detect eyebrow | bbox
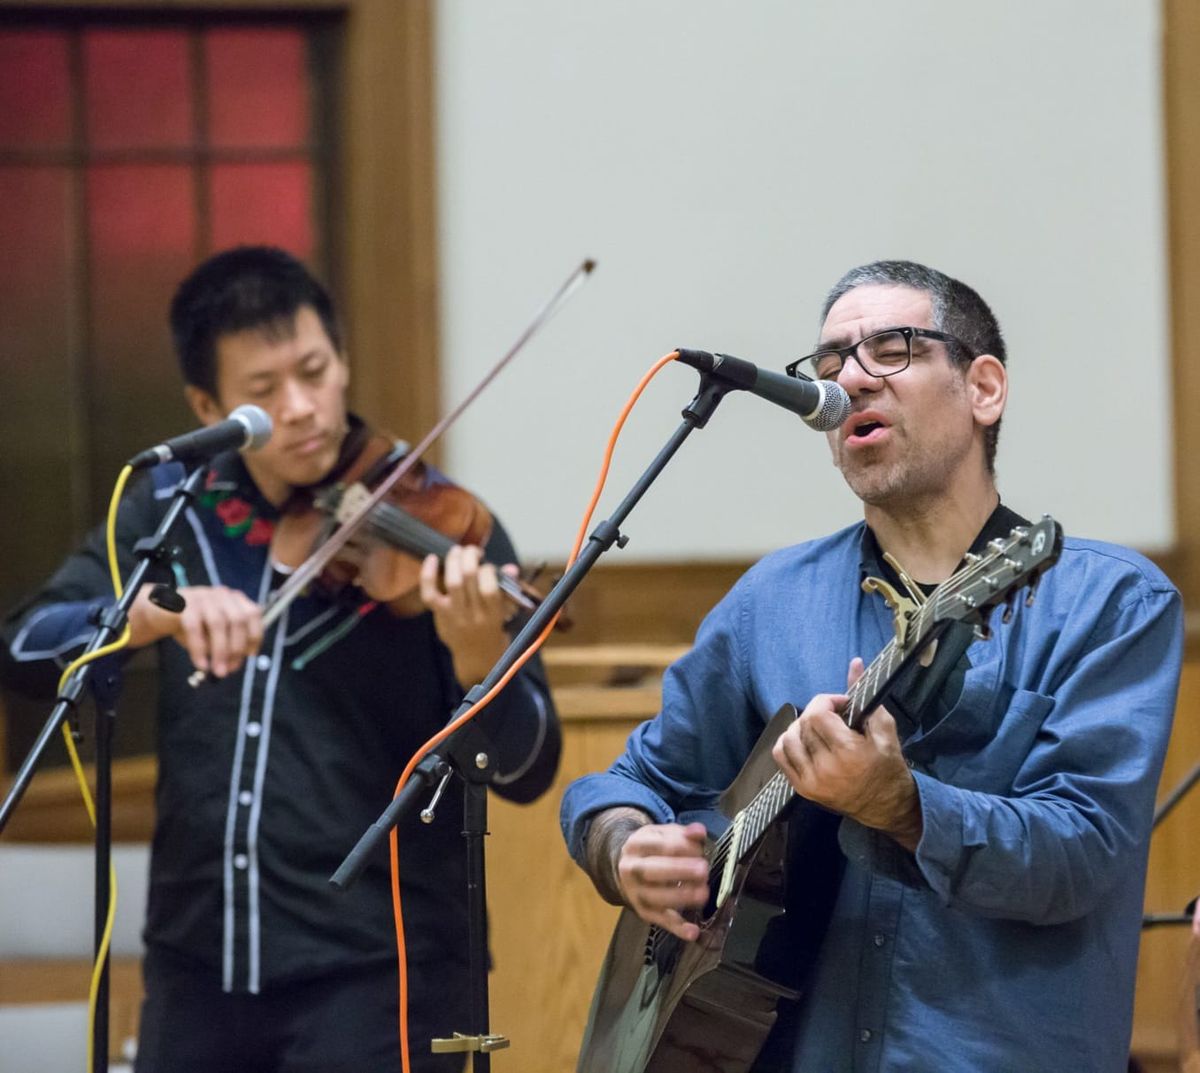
[815,324,910,350]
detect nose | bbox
[278,376,317,424]
[836,354,883,396]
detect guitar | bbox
[576,517,1064,1073]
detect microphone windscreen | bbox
[803,382,851,431]
[231,404,273,451]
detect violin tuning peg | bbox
[521,559,549,585]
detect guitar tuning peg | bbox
[1001,596,1017,624]
[974,622,992,642]
[986,538,1007,555]
[1024,573,1042,608]
[963,552,982,566]
[1011,526,1030,543]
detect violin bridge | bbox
[335,482,371,524]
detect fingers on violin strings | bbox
[449,545,485,616]
[475,559,501,608]
[418,552,445,608]
[439,545,466,613]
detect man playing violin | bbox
[561,260,1182,1072]
[1,245,560,1073]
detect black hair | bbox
[169,245,342,396]
[821,259,1006,472]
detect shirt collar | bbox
[857,500,1032,584]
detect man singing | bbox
[562,260,1181,1072]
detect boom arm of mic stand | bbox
[330,373,733,889]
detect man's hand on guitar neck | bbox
[773,657,923,851]
[584,807,710,942]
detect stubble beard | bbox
[837,435,965,510]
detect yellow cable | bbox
[55,463,135,1073]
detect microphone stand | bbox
[331,372,736,1070]
[1152,758,1200,831]
[0,465,204,1073]
[1140,757,1200,931]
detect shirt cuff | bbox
[560,773,677,866]
[907,770,978,903]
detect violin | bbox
[271,427,556,618]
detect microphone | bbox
[675,349,850,431]
[129,404,273,470]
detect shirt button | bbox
[873,934,886,947]
[859,1029,872,1043]
[233,853,249,870]
[245,721,262,738]
[238,790,253,807]
[256,654,271,671]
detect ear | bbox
[184,385,225,427]
[966,354,1006,430]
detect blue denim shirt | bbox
[561,522,1182,1072]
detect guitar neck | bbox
[724,592,951,859]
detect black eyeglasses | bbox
[785,326,969,382]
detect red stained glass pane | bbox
[87,164,198,482]
[0,166,73,426]
[210,162,313,257]
[0,166,76,604]
[205,28,308,149]
[0,31,71,149]
[84,29,192,151]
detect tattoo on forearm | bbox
[584,807,650,905]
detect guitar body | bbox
[577,705,802,1073]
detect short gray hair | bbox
[821,260,1005,472]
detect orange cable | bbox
[390,349,681,1071]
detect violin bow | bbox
[259,257,596,631]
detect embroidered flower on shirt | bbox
[245,518,274,546]
[200,469,276,546]
[215,497,253,531]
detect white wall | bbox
[436,1,1171,562]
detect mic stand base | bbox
[431,1033,511,1054]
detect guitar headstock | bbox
[933,515,1063,630]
